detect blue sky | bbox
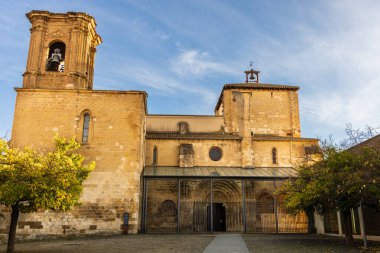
[1,0,379,140]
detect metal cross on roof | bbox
[249,60,254,68]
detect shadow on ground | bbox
[0,234,215,253]
[242,233,380,253]
[1,233,380,253]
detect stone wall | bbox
[147,115,224,133]
[145,139,242,167]
[249,90,300,137]
[146,138,317,168]
[1,88,146,239]
[252,139,318,167]
[221,89,301,137]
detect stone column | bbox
[23,17,47,88]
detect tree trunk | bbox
[7,205,19,253]
[342,210,354,245]
[306,209,316,233]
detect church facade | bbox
[1,11,320,238]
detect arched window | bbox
[159,200,176,216]
[46,41,66,72]
[272,147,277,164]
[178,121,189,134]
[82,113,90,143]
[257,193,274,213]
[152,146,158,165]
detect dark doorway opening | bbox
[207,203,226,232]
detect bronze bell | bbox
[47,48,62,71]
[51,48,61,64]
[51,56,60,64]
[249,72,255,80]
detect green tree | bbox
[279,144,380,245]
[0,136,95,253]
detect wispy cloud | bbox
[170,49,236,78]
[302,76,380,128]
[295,2,380,136]
[95,54,218,110]
[223,1,380,138]
[59,1,380,134]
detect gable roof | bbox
[348,134,380,152]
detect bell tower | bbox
[23,11,102,89]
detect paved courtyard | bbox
[1,233,379,253]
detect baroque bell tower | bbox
[23,10,102,89]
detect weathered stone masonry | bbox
[0,10,320,239]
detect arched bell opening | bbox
[46,41,66,72]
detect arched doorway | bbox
[194,180,242,232]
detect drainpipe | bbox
[210,179,213,233]
[177,179,181,233]
[242,180,246,233]
[273,180,279,233]
[143,179,148,233]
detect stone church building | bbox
[1,11,320,238]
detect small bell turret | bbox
[244,61,260,83]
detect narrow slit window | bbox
[153,146,158,165]
[82,113,90,143]
[272,147,277,164]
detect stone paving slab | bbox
[202,234,249,253]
